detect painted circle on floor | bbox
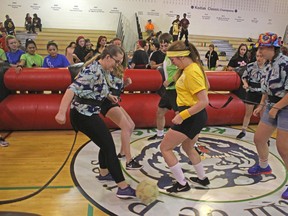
[70,127,288,216]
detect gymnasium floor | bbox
[0,125,287,216]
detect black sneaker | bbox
[147,134,164,141]
[190,177,210,186]
[117,153,125,158]
[236,131,246,139]
[126,159,143,170]
[166,182,190,193]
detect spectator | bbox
[0,48,7,62]
[0,31,8,52]
[145,19,155,36]
[130,39,149,69]
[205,44,219,70]
[170,15,180,42]
[73,36,86,63]
[0,22,5,35]
[5,35,25,67]
[95,36,107,54]
[25,13,33,33]
[43,41,70,68]
[111,37,122,47]
[149,33,170,69]
[65,42,77,64]
[4,15,15,35]
[84,39,94,62]
[15,39,43,73]
[32,13,42,32]
[227,43,249,71]
[179,13,190,41]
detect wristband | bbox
[179,109,191,120]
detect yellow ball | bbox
[136,180,159,205]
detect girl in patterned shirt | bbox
[160,40,210,193]
[55,45,136,199]
[248,32,288,200]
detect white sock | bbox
[169,162,186,186]
[193,162,206,180]
[259,158,269,168]
[157,129,164,137]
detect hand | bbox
[268,107,278,119]
[108,94,119,104]
[253,105,263,117]
[163,80,169,88]
[124,77,132,86]
[15,66,22,74]
[55,112,66,124]
[172,114,183,125]
[243,83,249,90]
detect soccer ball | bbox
[136,180,159,205]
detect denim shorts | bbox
[261,103,288,131]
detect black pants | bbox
[179,29,188,41]
[70,109,125,183]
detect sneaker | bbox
[126,159,143,170]
[147,134,164,141]
[117,153,125,158]
[282,187,288,199]
[166,182,190,193]
[190,177,210,186]
[116,185,136,199]
[248,164,272,175]
[0,137,9,147]
[236,131,246,139]
[96,173,114,181]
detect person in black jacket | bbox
[4,15,15,35]
[205,44,219,70]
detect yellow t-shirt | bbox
[176,63,207,106]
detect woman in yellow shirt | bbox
[160,40,210,193]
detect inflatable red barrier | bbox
[4,68,72,91]
[0,68,253,131]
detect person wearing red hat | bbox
[248,32,288,200]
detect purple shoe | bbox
[282,187,288,199]
[116,185,136,199]
[248,164,272,175]
[96,173,114,181]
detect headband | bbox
[166,50,190,57]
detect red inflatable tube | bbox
[206,71,241,91]
[123,69,163,91]
[4,68,72,91]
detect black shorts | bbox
[158,89,178,111]
[171,107,207,139]
[100,98,120,116]
[244,91,262,105]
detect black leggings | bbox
[70,108,125,183]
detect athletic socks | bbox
[169,162,187,186]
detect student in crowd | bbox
[205,44,219,70]
[4,15,15,35]
[16,39,43,73]
[95,36,107,54]
[83,39,94,62]
[111,38,122,47]
[161,40,210,193]
[145,19,155,36]
[236,49,266,139]
[0,48,7,61]
[170,15,180,42]
[0,31,8,52]
[25,13,33,33]
[32,13,42,32]
[0,22,6,34]
[5,35,25,67]
[43,41,70,68]
[227,43,249,71]
[65,42,77,65]
[130,39,149,69]
[149,34,169,69]
[179,13,190,41]
[248,32,288,200]
[73,36,86,63]
[94,47,143,170]
[55,45,136,199]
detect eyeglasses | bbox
[110,55,122,64]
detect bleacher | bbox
[15,27,116,56]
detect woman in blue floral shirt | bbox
[248,32,288,200]
[55,45,136,199]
